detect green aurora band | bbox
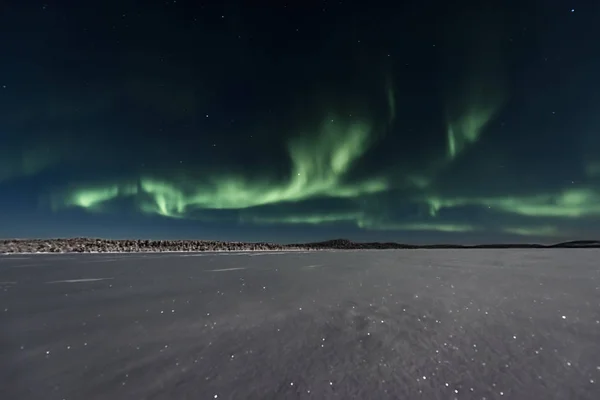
[50,114,389,217]
[9,36,596,240]
[41,79,600,238]
[426,187,600,218]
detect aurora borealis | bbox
[1,1,599,243]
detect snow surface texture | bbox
[1,249,599,399]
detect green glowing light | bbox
[240,211,363,226]
[587,162,600,177]
[52,115,389,218]
[0,146,61,183]
[386,80,396,124]
[241,210,476,233]
[425,187,600,218]
[445,88,504,160]
[502,226,559,237]
[52,184,138,211]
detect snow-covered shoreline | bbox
[1,238,598,254]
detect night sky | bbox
[1,1,599,244]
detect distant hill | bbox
[302,238,600,249]
[547,240,600,248]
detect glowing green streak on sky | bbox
[242,211,476,233]
[407,175,431,189]
[0,146,60,183]
[386,80,396,124]
[444,22,506,161]
[54,115,389,217]
[446,128,456,160]
[242,210,559,237]
[587,162,600,177]
[240,211,363,226]
[426,187,600,218]
[446,91,503,160]
[396,223,475,233]
[357,219,476,233]
[502,226,559,237]
[53,184,139,211]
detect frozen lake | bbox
[1,249,600,399]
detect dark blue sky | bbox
[1,0,599,243]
